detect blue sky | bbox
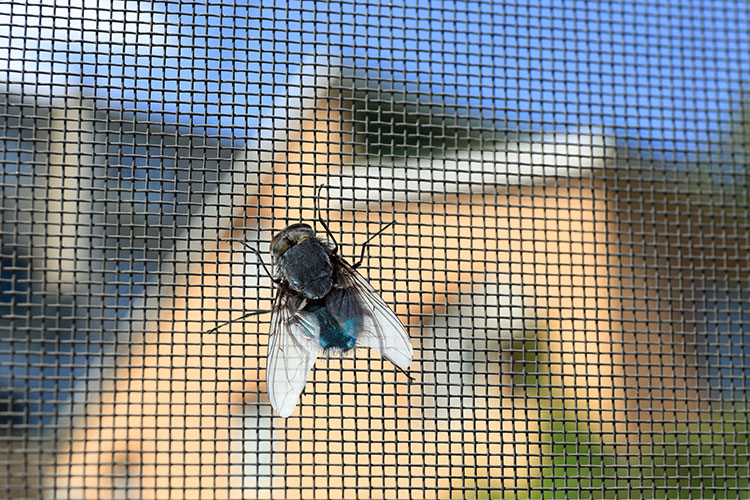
[3,0,750,161]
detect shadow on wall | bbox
[0,93,238,496]
[0,93,240,432]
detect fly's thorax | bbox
[276,237,334,300]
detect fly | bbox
[209,187,414,417]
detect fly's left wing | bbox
[328,259,413,368]
[267,292,322,417]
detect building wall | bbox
[50,96,723,499]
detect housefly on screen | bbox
[210,190,413,418]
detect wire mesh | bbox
[1,1,750,498]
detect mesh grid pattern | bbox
[2,1,750,498]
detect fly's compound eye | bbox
[271,223,315,259]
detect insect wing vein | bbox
[267,292,321,417]
[334,260,413,368]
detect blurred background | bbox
[1,0,749,498]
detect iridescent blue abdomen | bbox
[304,301,358,351]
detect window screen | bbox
[1,1,749,498]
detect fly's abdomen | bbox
[304,301,358,351]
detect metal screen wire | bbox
[2,1,750,498]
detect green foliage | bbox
[454,323,750,499]
[461,408,750,500]
[532,417,619,499]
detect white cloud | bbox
[0,0,168,96]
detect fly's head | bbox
[271,223,316,262]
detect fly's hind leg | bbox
[205,309,272,334]
[351,220,396,269]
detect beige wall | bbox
[51,100,721,499]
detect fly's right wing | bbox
[329,259,414,369]
[266,292,322,417]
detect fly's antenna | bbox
[226,238,279,283]
[351,220,396,269]
[206,310,271,335]
[315,183,339,255]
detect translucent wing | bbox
[267,291,322,417]
[328,259,413,368]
